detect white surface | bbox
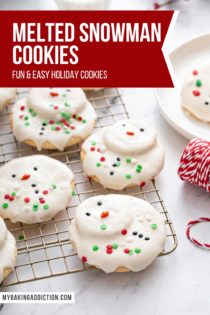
[0,1,210,315]
[156,34,210,141]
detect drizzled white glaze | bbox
[0,218,17,283]
[82,119,164,190]
[69,195,166,273]
[0,88,16,110]
[181,64,210,122]
[12,88,97,151]
[0,155,74,224]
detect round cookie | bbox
[181,65,210,122]
[0,88,16,110]
[0,217,17,283]
[81,119,164,190]
[0,155,74,224]
[11,88,97,151]
[69,194,166,273]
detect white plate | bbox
[155,33,210,141]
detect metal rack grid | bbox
[0,88,177,287]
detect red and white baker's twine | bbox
[186,218,210,249]
[178,138,210,192]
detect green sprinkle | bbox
[29,108,33,113]
[135,248,141,254]
[92,245,99,251]
[32,112,37,117]
[91,141,96,145]
[136,165,142,173]
[116,162,121,167]
[65,130,70,134]
[33,203,39,211]
[100,224,107,230]
[24,122,30,126]
[151,223,158,230]
[72,191,76,196]
[18,235,24,240]
[62,94,67,97]
[196,79,202,87]
[51,126,56,131]
[43,204,49,210]
[56,121,62,125]
[96,162,101,167]
[52,184,57,190]
[24,116,29,121]
[64,102,70,107]
[125,174,132,180]
[61,111,71,120]
[2,203,8,209]
[49,104,54,108]
[126,158,131,163]
[112,243,118,249]
[11,192,16,196]
[82,119,87,124]
[129,249,133,255]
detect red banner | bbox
[0,10,174,87]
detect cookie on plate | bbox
[0,88,16,110]
[0,155,74,224]
[0,217,17,283]
[181,64,210,122]
[69,194,166,273]
[81,119,164,190]
[11,88,97,151]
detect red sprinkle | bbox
[192,90,201,97]
[40,199,45,204]
[20,106,25,111]
[101,211,109,218]
[106,244,112,249]
[124,248,130,254]
[50,92,59,97]
[72,114,76,119]
[4,194,10,199]
[97,148,101,153]
[81,256,87,263]
[70,125,76,130]
[19,115,24,119]
[140,182,146,188]
[121,229,127,235]
[21,174,30,180]
[106,248,113,254]
[24,197,30,203]
[9,196,14,201]
[192,70,198,75]
[100,157,105,162]
[126,131,135,136]
[56,126,61,131]
[90,147,95,152]
[154,2,161,9]
[54,106,59,110]
[49,120,55,125]
[43,190,48,195]
[77,116,82,121]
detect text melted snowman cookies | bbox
[69,195,166,273]
[81,119,164,190]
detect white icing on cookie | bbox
[82,119,164,190]
[0,218,17,283]
[0,155,74,224]
[0,88,16,110]
[12,88,97,151]
[181,65,210,122]
[69,195,166,273]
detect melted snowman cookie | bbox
[0,217,17,283]
[11,88,97,151]
[69,195,166,273]
[81,119,164,190]
[0,155,74,224]
[181,65,210,122]
[0,88,16,110]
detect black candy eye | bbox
[86,212,91,216]
[116,157,121,161]
[97,201,102,206]
[66,89,71,92]
[42,122,47,126]
[34,167,38,171]
[205,102,209,105]
[110,172,114,176]
[12,174,16,178]
[132,231,138,236]
[35,190,39,194]
[140,128,144,132]
[145,237,150,241]
[122,124,126,127]
[39,132,43,135]
[32,184,36,187]
[138,234,143,238]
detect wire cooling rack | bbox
[0,88,177,287]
